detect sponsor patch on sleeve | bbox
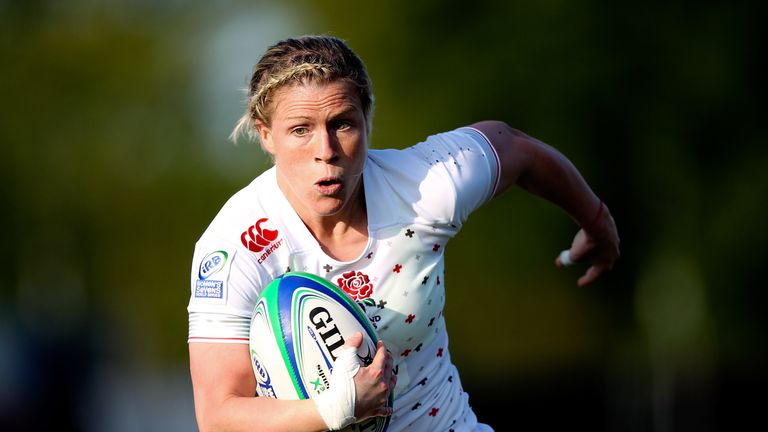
[194,249,235,301]
[195,279,224,299]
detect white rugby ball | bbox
[249,272,391,432]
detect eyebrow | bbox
[284,106,360,122]
[285,115,312,122]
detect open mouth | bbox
[315,177,342,194]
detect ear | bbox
[255,120,275,155]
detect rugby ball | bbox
[249,272,391,432]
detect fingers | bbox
[555,249,573,267]
[371,405,394,417]
[352,339,395,421]
[366,341,395,394]
[369,340,390,370]
[555,248,587,267]
[577,265,603,287]
[388,366,397,390]
[555,229,590,267]
[556,223,620,285]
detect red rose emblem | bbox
[337,271,373,300]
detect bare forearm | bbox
[515,134,619,285]
[196,394,327,432]
[472,120,602,228]
[190,343,328,432]
[190,338,394,432]
[516,140,602,230]
[471,120,619,284]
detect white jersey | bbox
[189,127,500,431]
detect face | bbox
[256,80,368,222]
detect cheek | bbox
[273,144,307,167]
[346,135,368,165]
[273,151,310,188]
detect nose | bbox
[314,128,339,163]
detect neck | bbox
[281,176,369,262]
[313,188,368,261]
[307,184,367,240]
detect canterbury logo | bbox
[241,218,279,253]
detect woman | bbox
[188,35,619,431]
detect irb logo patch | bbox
[199,250,228,280]
[193,249,235,301]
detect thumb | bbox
[344,331,363,349]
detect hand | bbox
[555,206,620,286]
[346,332,395,421]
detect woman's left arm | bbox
[470,120,620,286]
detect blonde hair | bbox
[230,36,374,142]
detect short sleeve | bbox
[187,240,265,344]
[407,127,500,224]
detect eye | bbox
[292,127,309,136]
[333,119,352,131]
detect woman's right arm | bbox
[190,342,328,432]
[189,334,394,432]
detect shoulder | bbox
[193,167,283,283]
[197,167,279,244]
[367,127,496,173]
[364,127,500,227]
[469,120,552,196]
[189,168,283,315]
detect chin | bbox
[311,198,346,217]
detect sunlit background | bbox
[2,0,766,430]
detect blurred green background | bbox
[2,0,766,430]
